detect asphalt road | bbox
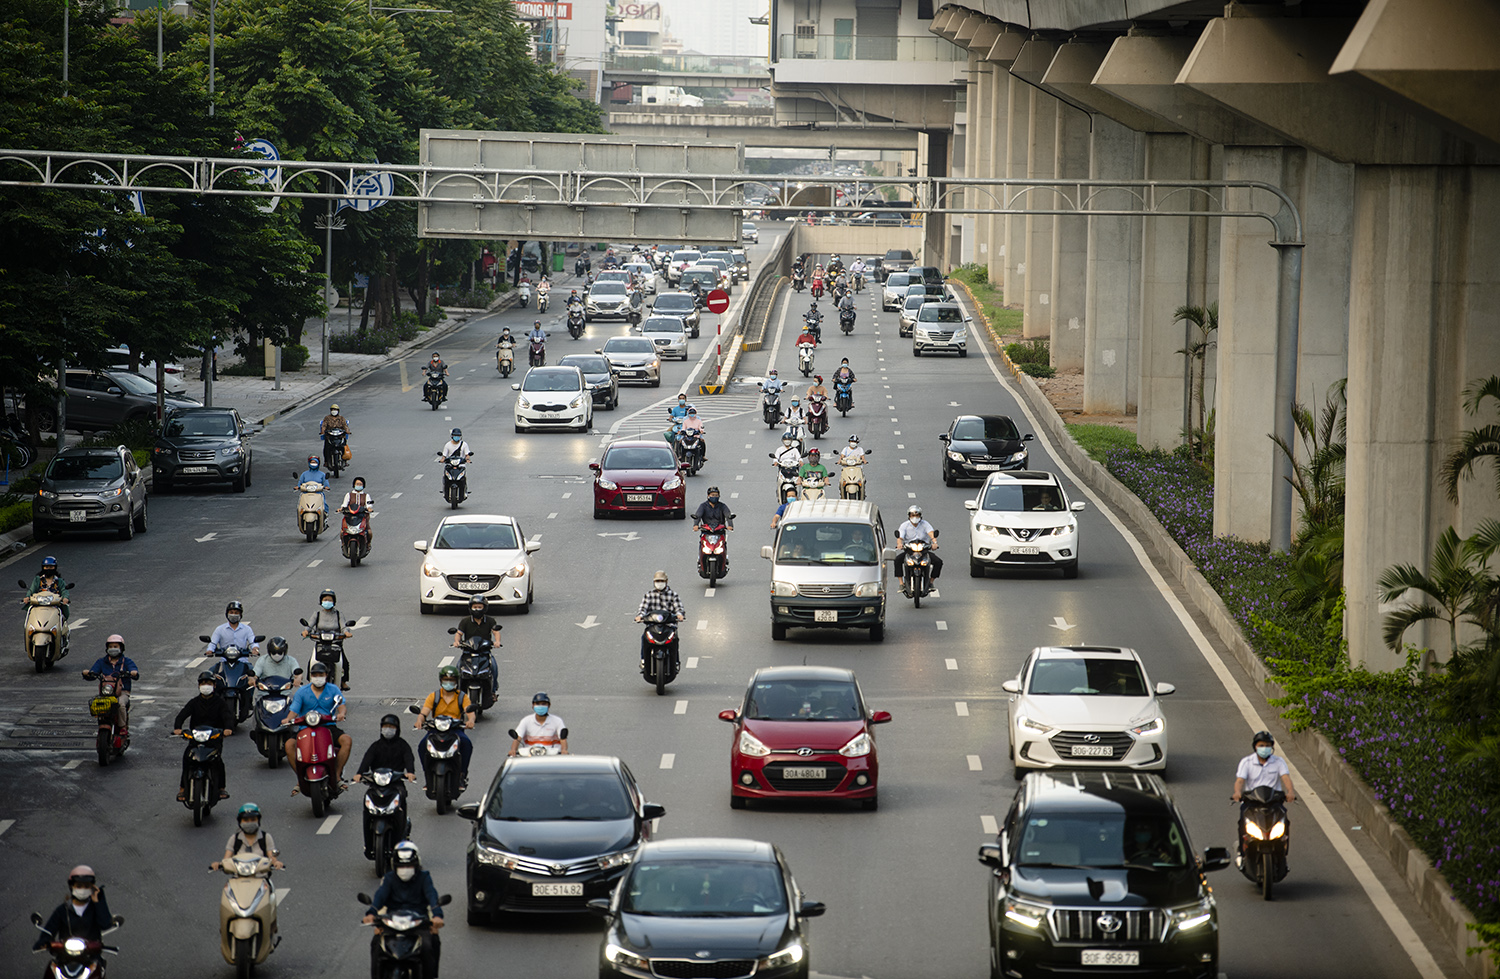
[0,230,1463,979]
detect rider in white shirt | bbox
[508,692,568,756]
[838,436,866,467]
[439,428,473,464]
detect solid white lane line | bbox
[62,760,82,770]
[0,819,14,838]
[390,492,402,499]
[945,658,958,670]
[316,816,341,835]
[438,656,454,668]
[955,701,969,717]
[660,753,675,769]
[936,621,948,630]
[308,559,322,568]
[980,815,999,835]
[967,755,983,772]
[272,588,288,598]
[674,700,688,715]
[686,657,699,669]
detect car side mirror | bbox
[525,541,541,554]
[1002,679,1020,694]
[1023,433,1035,442]
[586,898,612,916]
[718,709,739,722]
[881,547,898,561]
[643,802,666,820]
[198,634,212,643]
[1202,847,1231,872]
[594,349,603,354]
[413,540,428,552]
[511,383,520,391]
[1070,501,1087,512]
[456,803,480,821]
[964,500,978,511]
[938,433,950,441]
[589,462,601,472]
[760,545,773,560]
[1155,682,1176,696]
[869,710,892,724]
[107,387,124,396]
[978,843,1004,869]
[799,900,827,918]
[356,893,373,906]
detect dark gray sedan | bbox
[558,353,620,410]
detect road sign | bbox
[705,289,729,314]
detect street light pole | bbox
[208,0,216,116]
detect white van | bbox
[761,500,892,642]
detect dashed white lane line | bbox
[744,443,753,449]
[316,815,341,835]
[945,658,958,670]
[413,473,424,480]
[735,474,744,480]
[899,459,908,464]
[562,492,572,499]
[0,819,14,838]
[705,588,717,597]
[674,700,688,715]
[696,620,708,631]
[391,492,402,499]
[438,656,454,668]
[660,753,675,769]
[446,415,453,420]
[936,621,948,631]
[897,444,905,449]
[893,430,901,435]
[62,759,82,770]
[981,814,999,835]
[187,657,208,669]
[908,492,917,499]
[308,559,322,568]
[955,701,969,717]
[903,474,911,481]
[686,657,700,669]
[547,512,558,520]
[967,755,983,772]
[272,588,288,598]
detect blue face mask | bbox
[1256,745,1273,759]
[321,600,334,610]
[534,705,549,717]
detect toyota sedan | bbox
[414,514,540,614]
[638,316,689,361]
[599,337,662,388]
[591,440,686,519]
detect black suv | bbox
[33,445,149,540]
[152,407,254,493]
[978,772,1229,979]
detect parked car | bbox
[874,248,915,282]
[940,413,1034,483]
[652,292,702,336]
[978,771,1227,979]
[598,336,662,387]
[33,444,148,540]
[586,281,631,321]
[152,406,254,493]
[557,353,620,410]
[741,221,760,243]
[104,348,188,395]
[459,755,664,921]
[638,315,689,361]
[911,302,969,357]
[512,365,592,433]
[966,470,1085,578]
[413,513,539,614]
[54,368,199,433]
[591,439,685,519]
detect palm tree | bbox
[1440,375,1500,503]
[1378,526,1489,668]
[1174,303,1218,461]
[1270,379,1347,542]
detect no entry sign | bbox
[705,289,729,314]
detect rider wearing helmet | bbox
[453,596,502,682]
[838,433,867,467]
[285,660,352,783]
[798,447,828,494]
[318,402,351,461]
[439,427,473,468]
[27,556,71,632]
[173,671,236,801]
[302,587,354,690]
[805,374,828,403]
[1232,731,1296,864]
[295,455,332,517]
[693,486,733,533]
[364,841,445,977]
[214,802,284,871]
[528,319,547,344]
[207,600,261,658]
[33,865,114,950]
[895,505,942,579]
[414,665,476,790]
[509,691,570,757]
[760,367,785,397]
[773,429,804,480]
[356,714,418,783]
[426,352,449,402]
[83,635,139,734]
[254,636,303,686]
[633,571,686,670]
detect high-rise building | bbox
[657,0,768,57]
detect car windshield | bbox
[164,413,236,438]
[1015,812,1189,869]
[886,250,913,260]
[919,306,964,324]
[643,319,684,334]
[672,251,701,264]
[486,771,632,821]
[598,272,629,282]
[955,417,1020,441]
[774,522,879,565]
[605,338,656,354]
[110,372,159,396]
[604,446,677,470]
[522,371,582,392]
[623,859,787,916]
[1027,657,1148,696]
[434,522,519,550]
[885,274,910,289]
[47,454,123,481]
[591,283,626,296]
[747,678,862,720]
[903,296,927,310]
[980,483,1062,512]
[683,271,716,285]
[703,253,732,263]
[655,296,693,311]
[559,356,609,373]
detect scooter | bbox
[422,367,446,410]
[508,724,568,757]
[85,670,130,766]
[356,892,451,979]
[205,642,258,726]
[567,306,586,339]
[677,429,705,476]
[852,270,865,292]
[697,522,732,587]
[19,582,70,672]
[898,531,938,608]
[772,458,802,503]
[176,726,228,826]
[496,340,515,377]
[361,768,411,878]
[292,709,342,818]
[811,278,825,299]
[294,477,327,542]
[323,429,348,478]
[1237,786,1291,900]
[251,675,297,769]
[447,628,496,718]
[798,342,816,377]
[834,379,854,416]
[298,618,356,690]
[806,398,829,440]
[439,454,470,509]
[217,853,279,977]
[840,453,871,501]
[537,290,550,314]
[409,706,464,815]
[340,501,371,567]
[640,611,680,696]
[791,269,805,292]
[799,471,828,501]
[30,911,123,979]
[840,306,856,335]
[528,336,546,368]
[758,385,782,429]
[518,283,532,308]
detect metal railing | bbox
[775,33,964,63]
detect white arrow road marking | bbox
[195,532,218,542]
[955,702,969,717]
[686,657,699,669]
[316,816,341,835]
[1049,617,1077,631]
[597,532,641,541]
[577,615,601,629]
[272,588,288,598]
[980,815,998,835]
[351,616,372,630]
[659,753,675,770]
[945,658,958,670]
[0,819,14,838]
[69,617,89,631]
[967,755,983,772]
[674,700,688,715]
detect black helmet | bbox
[197,670,218,684]
[707,486,720,495]
[393,841,421,868]
[1252,730,1275,747]
[469,596,487,613]
[532,691,551,705]
[319,587,336,604]
[267,636,289,657]
[380,713,401,728]
[308,660,330,676]
[226,601,244,616]
[450,427,462,439]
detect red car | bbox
[590,439,686,519]
[719,665,891,811]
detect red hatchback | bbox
[591,439,687,519]
[719,665,891,811]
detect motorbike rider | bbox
[452,597,502,685]
[838,434,867,468]
[838,288,856,321]
[693,486,734,532]
[354,716,417,858]
[33,866,114,950]
[832,357,857,395]
[318,403,351,463]
[363,842,444,979]
[1232,730,1297,864]
[783,397,806,435]
[212,803,283,871]
[413,665,475,791]
[439,428,473,469]
[760,368,785,397]
[174,672,235,801]
[301,587,354,690]
[254,636,302,687]
[339,476,374,545]
[895,505,943,580]
[633,571,685,672]
[82,635,138,735]
[798,317,820,350]
[294,456,331,519]
[773,429,804,471]
[850,257,866,288]
[207,600,262,659]
[679,406,706,459]
[771,487,799,529]
[26,555,71,629]
[285,660,352,786]
[528,319,547,345]
[425,352,449,402]
[799,448,829,493]
[805,374,829,403]
[509,691,569,757]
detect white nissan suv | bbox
[964,470,1085,578]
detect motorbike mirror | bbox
[525,541,541,554]
[254,635,266,643]
[730,513,737,519]
[964,500,978,511]
[718,709,739,722]
[869,710,893,724]
[978,843,1004,869]
[1155,682,1177,696]
[1201,847,1232,872]
[586,898,612,916]
[1070,500,1087,512]
[1023,433,1035,441]
[447,627,458,635]
[298,618,310,627]
[344,620,356,628]
[642,802,666,820]
[356,893,373,905]
[111,915,124,927]
[30,912,43,927]
[456,802,480,820]
[932,529,940,538]
[799,900,827,918]
[198,635,212,643]
[559,727,569,740]
[291,470,299,479]
[406,704,422,715]
[507,729,520,739]
[413,540,429,552]
[760,545,773,560]
[1001,679,1021,694]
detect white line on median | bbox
[308,559,322,568]
[936,621,947,631]
[413,473,423,479]
[547,512,558,519]
[696,620,708,631]
[187,657,207,669]
[0,819,14,838]
[390,492,402,499]
[438,656,454,668]
[705,588,716,597]
[62,759,82,770]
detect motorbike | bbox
[852,270,865,292]
[176,726,228,826]
[217,853,279,978]
[834,380,854,416]
[676,429,705,476]
[771,458,802,503]
[496,340,515,378]
[811,278,824,299]
[203,642,260,725]
[518,284,532,308]
[340,501,371,567]
[840,306,856,335]
[20,582,70,672]
[640,611,680,695]
[323,429,348,478]
[422,367,446,410]
[356,892,451,979]
[806,398,829,440]
[758,385,782,429]
[803,311,823,343]
[1238,786,1291,900]
[446,628,496,717]
[509,724,568,757]
[409,706,464,815]
[439,454,469,510]
[361,768,411,878]
[798,342,816,377]
[697,522,732,586]
[294,477,328,542]
[292,709,342,818]
[30,911,123,979]
[799,470,828,501]
[840,453,871,501]
[85,670,130,766]
[567,306,586,339]
[537,290,550,314]
[528,337,546,368]
[298,618,356,689]
[791,270,805,292]
[898,530,939,607]
[251,675,297,769]
[2,412,35,470]
[832,285,848,308]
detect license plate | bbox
[626,494,653,502]
[1081,950,1139,967]
[975,463,1000,471]
[1011,546,1040,555]
[621,370,643,377]
[814,610,838,622]
[531,882,584,897]
[782,767,826,779]
[181,466,209,474]
[456,582,489,592]
[1071,745,1114,757]
[69,511,87,523]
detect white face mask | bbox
[909,516,920,525]
[311,676,327,689]
[396,867,416,882]
[270,652,285,662]
[654,581,666,591]
[199,684,215,696]
[71,887,93,901]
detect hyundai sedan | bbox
[591,439,685,519]
[719,665,891,811]
[413,514,540,614]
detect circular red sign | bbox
[705,289,730,314]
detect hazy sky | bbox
[657,0,769,57]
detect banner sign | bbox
[515,1,572,18]
[616,2,660,18]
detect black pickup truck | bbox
[873,248,915,282]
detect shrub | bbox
[81,417,157,452]
[222,343,311,375]
[393,311,422,342]
[330,326,398,355]
[420,307,445,328]
[1018,363,1055,378]
[0,497,30,535]
[1005,338,1050,365]
[442,286,495,309]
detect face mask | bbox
[321,600,335,610]
[239,821,260,835]
[270,652,285,662]
[396,867,416,882]
[441,681,458,692]
[654,581,666,591]
[311,677,327,689]
[331,409,339,415]
[534,705,549,717]
[910,517,920,525]
[227,614,241,625]
[381,727,397,740]
[107,649,122,658]
[353,485,364,493]
[199,684,215,696]
[709,496,719,503]
[72,888,93,901]
[1256,745,1273,759]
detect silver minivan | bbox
[761,499,892,642]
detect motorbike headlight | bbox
[64,937,89,954]
[597,477,618,491]
[373,770,393,786]
[1269,820,1287,840]
[604,944,650,970]
[771,580,797,597]
[422,563,444,578]
[1170,895,1215,932]
[1244,821,1266,840]
[737,730,771,757]
[1015,715,1055,736]
[505,561,528,578]
[759,941,805,969]
[475,844,521,870]
[947,451,966,462]
[194,729,212,742]
[364,795,400,814]
[854,581,882,597]
[839,732,872,757]
[597,849,636,870]
[433,716,452,731]
[262,699,287,712]
[661,475,682,491]
[1129,717,1164,737]
[1003,898,1047,930]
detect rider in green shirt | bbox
[798,448,829,494]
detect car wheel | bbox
[466,906,492,927]
[943,464,956,488]
[912,347,922,357]
[133,498,148,533]
[514,424,524,433]
[519,587,532,614]
[1062,561,1079,580]
[771,623,787,641]
[650,377,661,388]
[869,621,884,642]
[118,509,135,540]
[861,795,879,812]
[730,794,747,810]
[960,349,969,358]
[420,602,435,615]
[593,506,606,519]
[970,556,985,578]
[244,463,252,487]
[34,523,55,540]
[232,470,247,493]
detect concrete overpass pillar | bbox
[983,64,1007,283]
[967,54,991,270]
[921,131,951,268]
[1049,103,1090,371]
[1345,166,1500,670]
[1003,74,1030,306]
[1023,88,1058,339]
[1082,116,1143,414]
[1136,134,1201,450]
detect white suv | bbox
[912,302,969,357]
[964,470,1085,578]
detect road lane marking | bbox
[908,492,917,499]
[0,819,14,838]
[547,512,558,519]
[272,588,288,598]
[577,616,601,629]
[390,492,402,499]
[686,657,699,669]
[705,588,716,597]
[897,444,904,449]
[955,701,969,716]
[936,621,947,630]
[903,474,911,481]
[187,657,207,669]
[62,759,82,770]
[413,474,423,480]
[980,815,998,835]
[740,459,748,464]
[308,559,322,568]
[316,816,341,835]
[438,656,454,668]
[945,658,958,670]
[967,755,983,772]
[562,492,572,499]
[351,616,371,630]
[730,492,739,499]
[660,753,675,769]
[735,474,743,480]
[745,443,753,448]
[696,620,708,631]
[674,700,688,715]
[893,430,901,435]
[70,617,89,631]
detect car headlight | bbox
[1004,898,1047,930]
[771,580,797,597]
[1269,820,1287,840]
[853,581,882,597]
[759,942,805,969]
[516,396,531,409]
[947,451,966,462]
[505,562,528,579]
[597,849,636,870]
[953,329,967,341]
[1015,714,1054,736]
[604,944,650,970]
[1169,895,1215,932]
[661,475,682,491]
[220,446,240,455]
[37,488,57,500]
[1006,450,1028,463]
[839,732,872,757]
[737,730,771,757]
[152,447,171,456]
[475,844,521,870]
[1129,717,1164,737]
[102,486,124,498]
[422,563,444,578]
[597,477,618,491]
[569,395,584,409]
[974,523,1001,534]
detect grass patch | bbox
[1018,363,1055,379]
[1067,423,1138,463]
[0,497,31,535]
[948,263,1013,333]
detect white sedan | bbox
[414,515,540,614]
[1004,645,1174,778]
